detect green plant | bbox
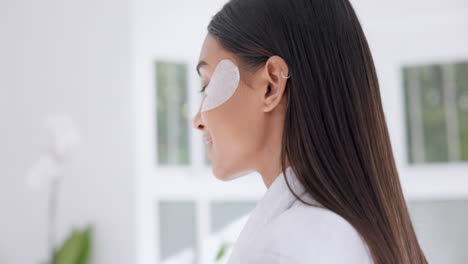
[214,241,232,263]
[48,226,93,264]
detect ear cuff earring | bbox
[281,71,291,79]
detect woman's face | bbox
[193,34,266,180]
[193,34,288,182]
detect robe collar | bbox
[227,167,323,261]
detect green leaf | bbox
[76,226,92,264]
[53,225,93,264]
[215,242,232,262]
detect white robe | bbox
[226,167,374,264]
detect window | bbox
[403,61,468,164]
[409,199,468,263]
[156,61,190,165]
[210,201,256,234]
[158,200,257,264]
[158,201,197,262]
[155,60,211,166]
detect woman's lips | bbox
[203,134,213,145]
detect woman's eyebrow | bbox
[196,60,208,76]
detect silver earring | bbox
[281,71,290,79]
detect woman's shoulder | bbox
[274,200,359,235]
[258,200,373,263]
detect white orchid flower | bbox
[45,113,81,162]
[26,113,80,190]
[26,154,63,190]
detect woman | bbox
[192,0,428,263]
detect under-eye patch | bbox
[201,59,240,112]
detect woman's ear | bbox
[262,55,289,112]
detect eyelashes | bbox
[199,84,208,94]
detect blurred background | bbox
[1,0,468,263]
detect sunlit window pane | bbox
[420,65,448,162]
[158,201,197,263]
[156,61,190,165]
[409,199,468,263]
[455,63,468,161]
[210,201,256,233]
[403,61,468,164]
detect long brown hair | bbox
[208,0,427,263]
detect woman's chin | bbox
[211,165,253,181]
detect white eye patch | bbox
[201,59,240,112]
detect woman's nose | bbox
[192,108,205,131]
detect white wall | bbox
[0,0,136,263]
